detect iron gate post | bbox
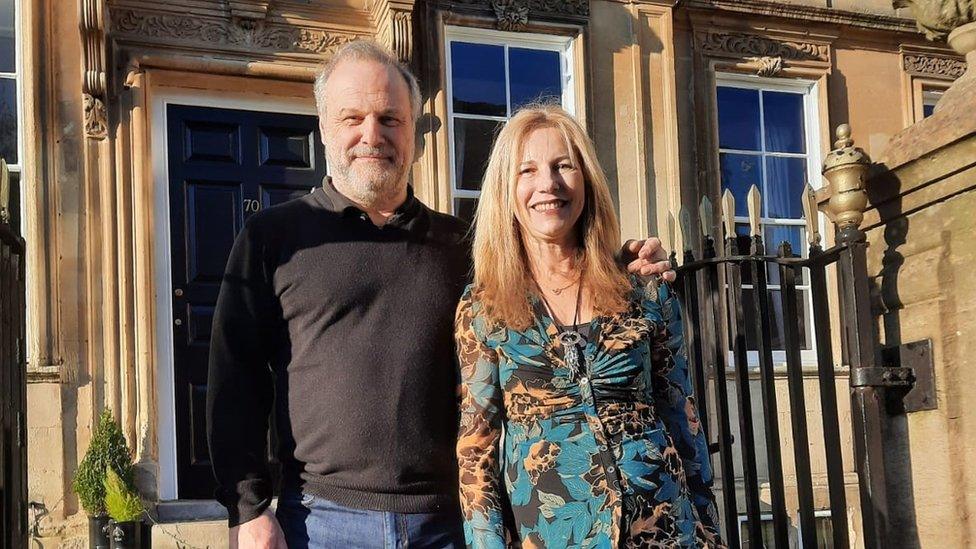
[823,125,892,548]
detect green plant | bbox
[71,409,135,516]
[104,468,144,522]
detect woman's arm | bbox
[647,281,722,534]
[455,292,509,549]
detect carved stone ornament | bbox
[456,0,589,19]
[699,31,829,63]
[110,9,360,55]
[750,56,784,76]
[493,0,530,31]
[892,0,975,41]
[903,53,968,78]
[84,93,108,141]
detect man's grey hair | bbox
[313,40,423,121]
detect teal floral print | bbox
[455,278,725,548]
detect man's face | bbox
[320,60,416,205]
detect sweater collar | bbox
[320,176,422,228]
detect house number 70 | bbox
[243,199,261,212]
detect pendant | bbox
[552,288,562,295]
[558,331,585,380]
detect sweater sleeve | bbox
[206,217,279,527]
[647,281,723,539]
[455,291,508,549]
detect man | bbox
[207,40,674,548]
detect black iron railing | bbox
[673,126,916,549]
[0,158,27,549]
[672,186,850,548]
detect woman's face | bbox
[514,126,586,247]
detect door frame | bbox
[150,88,318,500]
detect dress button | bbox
[600,445,608,452]
[580,377,589,385]
[607,466,616,473]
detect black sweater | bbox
[207,181,471,526]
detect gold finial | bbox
[834,123,853,149]
[747,185,761,237]
[679,206,693,252]
[0,158,8,225]
[822,123,872,237]
[721,189,735,239]
[699,196,714,240]
[801,184,821,247]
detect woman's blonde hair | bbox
[472,104,631,330]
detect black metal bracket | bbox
[850,339,935,413]
[850,366,915,389]
[883,339,936,413]
[849,340,935,414]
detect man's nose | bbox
[360,116,385,147]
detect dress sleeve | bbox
[646,281,723,536]
[455,291,508,549]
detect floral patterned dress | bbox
[455,279,725,549]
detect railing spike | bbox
[801,184,822,247]
[721,189,735,240]
[679,206,694,252]
[699,196,714,240]
[747,184,762,237]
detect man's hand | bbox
[230,509,287,549]
[621,238,676,282]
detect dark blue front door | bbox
[167,104,327,499]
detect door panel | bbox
[167,104,326,499]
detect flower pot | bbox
[108,520,142,549]
[88,514,111,549]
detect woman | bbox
[455,105,725,548]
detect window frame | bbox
[0,0,22,189]
[443,25,576,216]
[714,73,824,367]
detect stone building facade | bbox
[4,0,965,546]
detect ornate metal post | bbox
[823,125,899,548]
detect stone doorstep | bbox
[151,500,230,549]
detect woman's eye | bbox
[519,167,535,175]
[558,163,574,171]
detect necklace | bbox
[536,280,588,381]
[549,277,578,295]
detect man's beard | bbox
[327,144,409,206]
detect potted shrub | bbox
[104,468,144,549]
[71,410,135,549]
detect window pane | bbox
[450,42,506,116]
[764,156,806,219]
[454,118,502,191]
[454,197,478,225]
[720,153,763,217]
[508,47,561,112]
[717,86,761,151]
[765,224,807,285]
[762,91,806,154]
[734,223,754,258]
[0,77,16,163]
[923,103,936,118]
[740,288,810,351]
[0,0,13,73]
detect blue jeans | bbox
[275,487,465,548]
